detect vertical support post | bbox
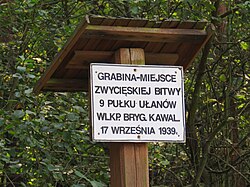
[109,48,149,187]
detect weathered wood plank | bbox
[146,53,178,65]
[160,20,197,54]
[110,19,138,51]
[144,20,180,53]
[96,18,131,51]
[93,18,117,51]
[167,20,180,28]
[65,50,179,69]
[72,50,114,63]
[83,25,207,43]
[194,20,207,29]
[128,20,149,49]
[43,78,88,92]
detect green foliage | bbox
[1,0,250,186]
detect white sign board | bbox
[90,63,185,142]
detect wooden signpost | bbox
[34,15,213,187]
[109,48,149,187]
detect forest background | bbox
[0,0,249,186]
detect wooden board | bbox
[83,25,207,43]
[65,50,179,69]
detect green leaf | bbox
[27,73,36,79]
[160,160,170,166]
[75,170,88,179]
[73,106,85,112]
[47,164,57,171]
[0,118,3,126]
[130,6,139,14]
[13,73,23,79]
[219,74,226,82]
[19,55,25,61]
[240,41,249,50]
[24,88,33,95]
[20,182,27,187]
[17,66,26,73]
[71,185,86,187]
[53,172,64,181]
[1,156,10,163]
[206,98,218,104]
[13,110,25,119]
[227,116,235,121]
[75,171,106,187]
[26,110,35,115]
[89,180,106,187]
[53,123,64,129]
[67,113,79,121]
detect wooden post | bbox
[109,48,149,187]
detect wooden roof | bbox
[34,15,214,93]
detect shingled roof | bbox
[34,15,213,93]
